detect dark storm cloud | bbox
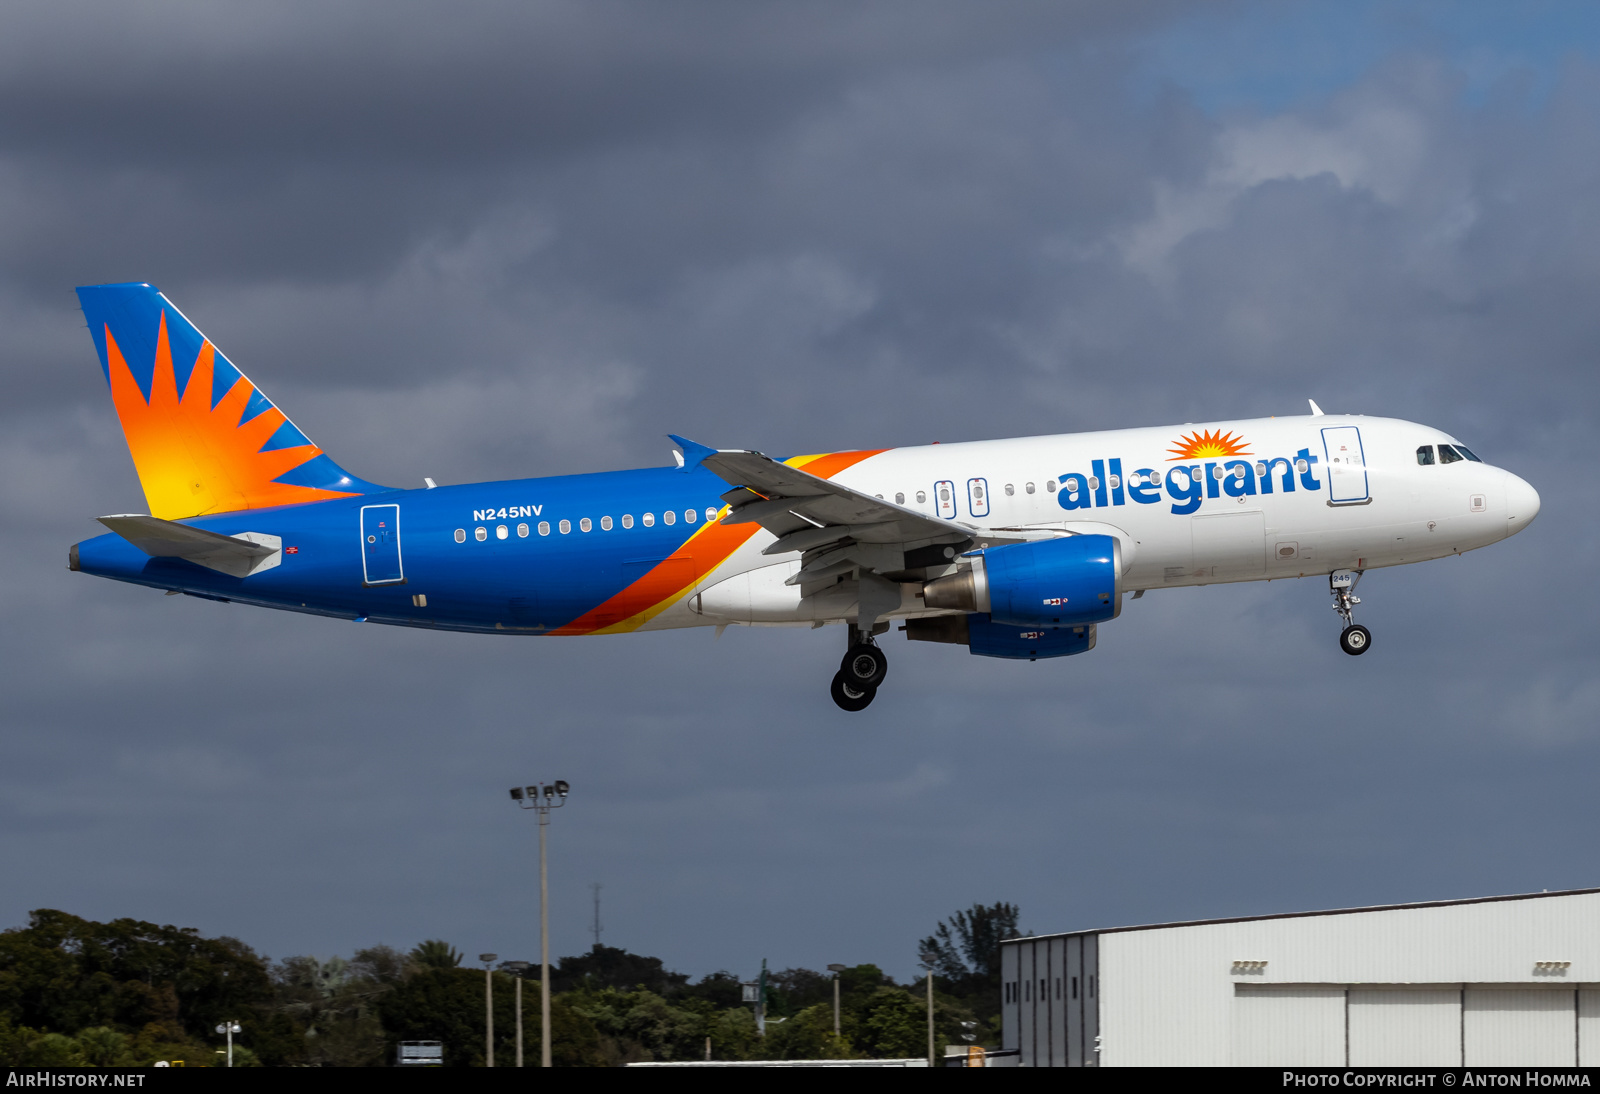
[0,1,1596,980]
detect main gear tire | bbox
[830,670,877,711]
[840,643,888,688]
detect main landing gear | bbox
[831,624,889,711]
[1330,569,1371,656]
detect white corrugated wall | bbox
[1093,891,1600,1066]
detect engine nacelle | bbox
[922,534,1121,627]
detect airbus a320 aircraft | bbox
[70,283,1540,711]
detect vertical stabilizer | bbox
[76,282,386,519]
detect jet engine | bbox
[920,534,1121,627]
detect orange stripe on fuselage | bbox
[550,448,887,635]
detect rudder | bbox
[76,282,386,520]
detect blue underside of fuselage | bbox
[74,465,739,634]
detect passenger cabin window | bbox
[454,528,466,543]
[1025,482,1035,494]
[601,516,613,531]
[663,511,676,525]
[475,527,487,541]
[621,514,634,529]
[559,519,571,534]
[1004,483,1015,496]
[517,523,529,537]
[1438,444,1464,464]
[916,490,926,503]
[1417,445,1435,465]
[580,517,592,532]
[1046,480,1056,493]
[684,509,696,523]
[496,525,508,539]
[706,507,718,522]
[538,521,550,536]
[895,492,905,504]
[643,513,655,527]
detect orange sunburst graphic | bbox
[1166,429,1251,461]
[105,312,357,520]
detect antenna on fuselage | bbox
[1308,399,1325,417]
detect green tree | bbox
[757,1002,852,1060]
[551,945,689,997]
[566,986,708,1064]
[856,988,926,1058]
[408,940,462,970]
[705,1006,759,1061]
[0,909,302,1065]
[918,902,1021,1005]
[74,1026,130,1067]
[376,967,602,1067]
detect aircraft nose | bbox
[1504,471,1540,537]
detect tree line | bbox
[0,902,1020,1065]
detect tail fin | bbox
[76,282,386,520]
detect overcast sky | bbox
[2,1,1597,983]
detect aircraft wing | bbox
[97,514,283,579]
[673,435,1036,600]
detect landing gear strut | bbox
[1330,569,1371,656]
[831,623,888,711]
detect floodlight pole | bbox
[510,780,569,1067]
[214,1021,240,1068]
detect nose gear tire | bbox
[1339,624,1371,656]
[831,670,877,711]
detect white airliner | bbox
[70,284,1539,712]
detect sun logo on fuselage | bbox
[1167,429,1251,461]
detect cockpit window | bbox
[1416,445,1435,465]
[1438,444,1464,464]
[1456,445,1482,462]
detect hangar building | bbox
[1000,887,1600,1067]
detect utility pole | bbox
[505,961,530,1066]
[590,882,603,950]
[926,970,935,1067]
[511,781,570,1067]
[827,964,847,1038]
[480,954,498,1067]
[756,959,768,1036]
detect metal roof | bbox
[1002,886,1600,944]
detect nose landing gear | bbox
[831,624,888,711]
[1330,569,1371,656]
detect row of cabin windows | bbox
[1004,974,1095,1003]
[453,507,719,543]
[1417,443,1481,465]
[884,482,1055,506]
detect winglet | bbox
[1308,399,1325,417]
[668,434,718,473]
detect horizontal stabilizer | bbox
[96,514,282,579]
